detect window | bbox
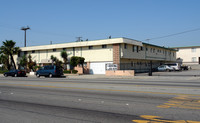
[24,51,27,55]
[136,46,139,52]
[169,52,171,56]
[192,48,196,52]
[146,47,148,51]
[63,48,66,51]
[141,47,143,51]
[132,46,135,52]
[133,46,137,52]
[192,57,197,62]
[102,45,107,48]
[89,46,93,49]
[53,49,56,52]
[131,61,133,67]
[124,44,127,49]
[32,50,35,53]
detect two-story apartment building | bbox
[173,46,200,65]
[14,37,176,74]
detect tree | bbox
[60,51,68,70]
[77,57,85,67]
[0,54,10,70]
[0,40,20,70]
[19,55,27,69]
[70,56,85,70]
[50,55,62,67]
[27,54,36,71]
[50,55,57,65]
[77,57,85,73]
[70,56,79,68]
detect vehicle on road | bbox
[157,65,174,72]
[4,69,26,77]
[36,65,63,78]
[164,63,181,71]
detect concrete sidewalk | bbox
[1,70,200,81]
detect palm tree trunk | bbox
[10,54,16,69]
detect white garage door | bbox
[89,62,112,74]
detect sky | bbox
[0,0,200,47]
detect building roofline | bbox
[20,37,143,51]
[172,45,200,48]
[19,37,175,51]
[143,42,176,51]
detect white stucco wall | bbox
[176,47,200,64]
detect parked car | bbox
[157,65,174,72]
[36,65,63,78]
[4,69,26,77]
[164,63,181,71]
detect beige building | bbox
[173,46,200,65]
[14,37,176,74]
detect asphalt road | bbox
[0,76,200,123]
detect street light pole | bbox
[21,26,30,47]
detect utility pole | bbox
[76,37,82,42]
[21,26,30,47]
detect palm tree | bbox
[50,55,57,65]
[0,54,10,70]
[19,55,27,69]
[60,51,68,70]
[0,40,21,70]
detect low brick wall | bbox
[106,70,135,76]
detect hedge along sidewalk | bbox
[0,70,8,74]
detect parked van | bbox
[164,63,181,71]
[36,65,63,77]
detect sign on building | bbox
[106,64,117,71]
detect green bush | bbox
[0,70,9,74]
[33,66,41,71]
[63,70,71,74]
[72,70,78,74]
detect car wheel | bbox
[49,73,53,78]
[4,74,8,77]
[36,74,40,78]
[14,74,17,77]
[166,69,170,72]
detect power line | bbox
[143,28,200,41]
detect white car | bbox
[157,65,174,72]
[164,63,181,71]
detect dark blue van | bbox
[36,65,63,78]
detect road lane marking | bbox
[157,95,200,110]
[46,81,200,89]
[0,83,200,97]
[2,80,200,89]
[132,115,200,123]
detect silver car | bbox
[157,65,174,72]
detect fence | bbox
[120,62,162,73]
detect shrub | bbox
[63,70,71,74]
[0,70,9,74]
[72,70,78,74]
[33,66,41,71]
